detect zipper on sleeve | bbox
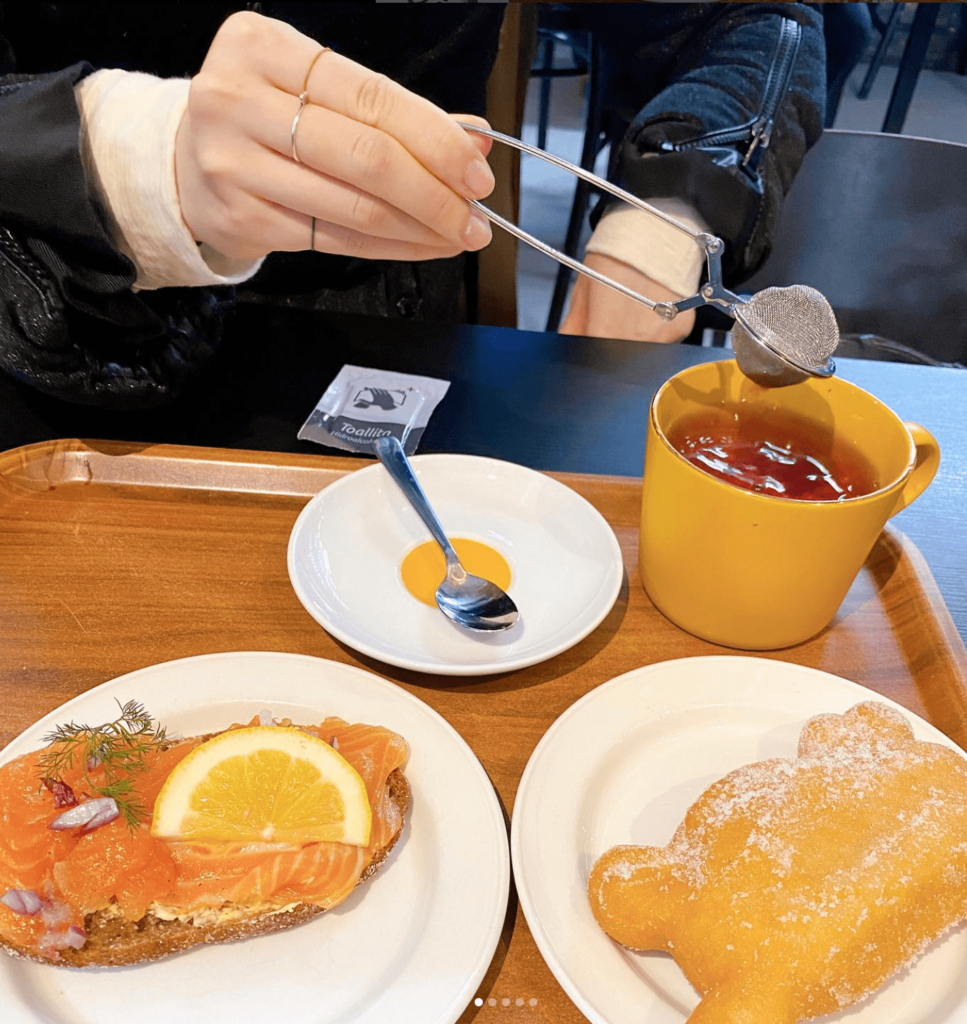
[660,17,802,167]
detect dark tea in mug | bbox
[665,403,881,502]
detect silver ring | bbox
[290,47,330,165]
[290,90,309,164]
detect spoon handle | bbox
[373,436,461,567]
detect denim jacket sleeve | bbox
[589,2,826,285]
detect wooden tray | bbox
[2,438,966,1022]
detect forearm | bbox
[602,2,825,282]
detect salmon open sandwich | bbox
[0,701,409,966]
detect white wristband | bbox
[584,197,710,298]
[76,69,264,291]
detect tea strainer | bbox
[457,123,838,388]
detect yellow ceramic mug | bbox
[639,360,940,649]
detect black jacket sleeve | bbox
[0,2,502,409]
[585,2,826,284]
[0,48,229,409]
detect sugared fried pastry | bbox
[588,702,967,1024]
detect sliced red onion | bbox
[39,898,72,931]
[40,924,86,954]
[80,802,121,833]
[42,779,77,808]
[330,735,340,751]
[48,796,119,833]
[258,708,276,727]
[1,889,43,916]
[36,896,87,953]
[61,925,87,950]
[86,755,101,771]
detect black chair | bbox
[741,129,967,366]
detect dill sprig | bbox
[36,699,167,829]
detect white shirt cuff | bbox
[75,68,264,291]
[584,198,710,298]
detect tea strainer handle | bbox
[455,122,745,322]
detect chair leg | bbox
[536,37,554,151]
[545,39,601,333]
[882,2,939,133]
[857,2,905,99]
[957,4,967,75]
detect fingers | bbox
[308,217,464,262]
[275,202,465,262]
[221,12,496,180]
[236,144,461,250]
[206,12,323,93]
[297,49,496,204]
[226,10,497,204]
[451,114,495,159]
[180,10,495,262]
[255,90,492,250]
[187,183,463,262]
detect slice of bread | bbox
[2,769,409,968]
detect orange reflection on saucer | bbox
[400,538,511,608]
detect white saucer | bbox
[0,652,510,1024]
[287,454,624,675]
[511,655,967,1024]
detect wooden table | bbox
[2,308,967,1022]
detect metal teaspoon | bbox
[373,436,519,632]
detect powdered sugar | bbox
[589,700,967,1023]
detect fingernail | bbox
[464,159,495,199]
[463,211,492,250]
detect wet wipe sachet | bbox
[298,365,450,455]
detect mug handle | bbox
[889,422,940,517]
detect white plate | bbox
[287,454,624,675]
[0,652,510,1024]
[511,655,967,1024]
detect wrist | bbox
[76,69,264,290]
[584,198,709,298]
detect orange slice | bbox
[150,726,371,846]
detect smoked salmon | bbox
[0,715,409,964]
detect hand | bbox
[174,11,495,263]
[559,253,696,344]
